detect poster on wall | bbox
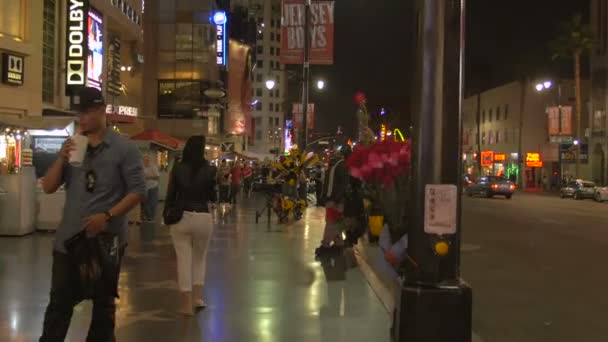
[280,0,335,65]
[87,7,103,90]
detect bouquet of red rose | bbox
[346,139,411,186]
[346,139,412,267]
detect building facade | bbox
[463,80,591,189]
[0,0,145,132]
[591,0,608,185]
[234,0,286,157]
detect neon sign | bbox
[380,124,387,141]
[393,128,405,142]
[525,152,543,168]
[66,0,89,95]
[494,153,506,162]
[481,151,494,167]
[213,11,227,66]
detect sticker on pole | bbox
[424,184,458,235]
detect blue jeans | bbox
[143,187,159,221]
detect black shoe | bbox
[315,246,332,259]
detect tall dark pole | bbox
[301,0,311,150]
[394,0,472,340]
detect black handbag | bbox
[163,166,184,225]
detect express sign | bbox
[65,0,89,95]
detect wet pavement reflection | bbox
[0,195,390,341]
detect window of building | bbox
[257,45,263,54]
[269,89,274,98]
[256,73,262,82]
[256,130,263,141]
[275,117,280,126]
[268,117,273,126]
[277,48,281,56]
[271,32,275,41]
[496,130,501,144]
[256,102,262,111]
[488,131,494,144]
[157,80,203,119]
[270,47,275,55]
[257,60,264,68]
[504,104,509,120]
[0,0,24,39]
[481,132,486,145]
[275,89,280,98]
[482,110,486,123]
[489,109,493,122]
[504,128,509,143]
[256,88,263,97]
[277,33,281,42]
[496,106,501,121]
[42,0,56,103]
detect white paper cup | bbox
[69,135,89,167]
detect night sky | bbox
[295,0,591,136]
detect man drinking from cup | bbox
[39,87,146,342]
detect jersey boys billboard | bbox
[280,0,335,65]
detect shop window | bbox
[0,0,24,39]
[157,80,204,119]
[42,0,56,103]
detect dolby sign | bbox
[65,0,89,95]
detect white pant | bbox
[170,211,213,292]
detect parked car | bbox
[594,186,608,202]
[560,180,597,200]
[466,176,515,199]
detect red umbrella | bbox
[130,129,184,150]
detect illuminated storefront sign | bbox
[481,151,494,167]
[66,0,89,95]
[87,7,103,90]
[380,124,387,141]
[525,152,543,168]
[494,153,506,162]
[1,53,24,86]
[106,105,138,123]
[213,11,227,66]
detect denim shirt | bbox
[54,129,146,253]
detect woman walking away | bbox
[165,136,217,315]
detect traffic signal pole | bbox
[393,0,472,341]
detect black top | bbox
[166,162,217,212]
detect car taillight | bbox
[491,184,499,189]
[510,184,515,190]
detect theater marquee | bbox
[66,0,89,95]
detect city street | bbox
[462,192,608,342]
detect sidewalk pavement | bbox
[0,195,390,341]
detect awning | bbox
[0,115,74,131]
[130,129,184,150]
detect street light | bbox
[265,79,276,90]
[316,80,325,90]
[573,139,580,145]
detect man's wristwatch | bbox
[104,211,113,222]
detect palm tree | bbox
[549,13,595,179]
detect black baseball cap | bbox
[73,87,105,112]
